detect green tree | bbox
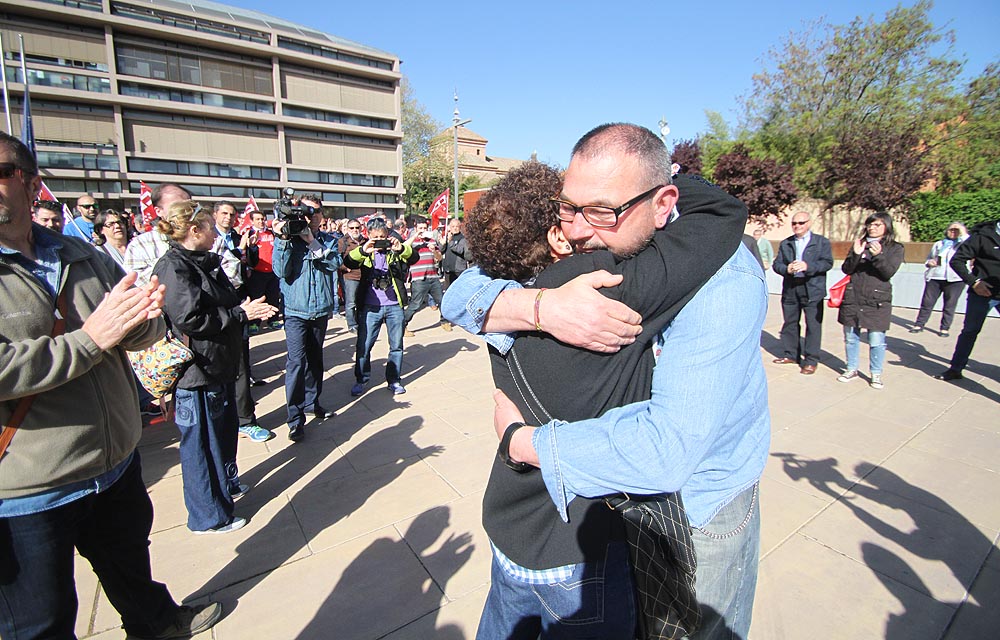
[743,1,962,196]
[933,61,1000,194]
[699,110,736,180]
[401,77,442,168]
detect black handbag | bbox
[505,346,701,639]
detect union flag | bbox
[139,181,156,231]
[428,188,449,232]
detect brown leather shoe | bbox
[800,365,817,375]
[773,357,797,364]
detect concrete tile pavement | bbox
[73,299,997,639]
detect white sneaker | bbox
[870,374,884,390]
[193,516,247,535]
[837,370,859,383]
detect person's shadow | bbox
[772,453,996,638]
[296,506,474,639]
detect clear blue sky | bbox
[234,0,998,167]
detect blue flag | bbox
[20,82,35,160]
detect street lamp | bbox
[451,91,471,227]
[658,116,670,144]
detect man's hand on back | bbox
[539,271,642,353]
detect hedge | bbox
[908,189,1000,241]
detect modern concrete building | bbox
[2,0,403,218]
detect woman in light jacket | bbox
[837,212,905,390]
[152,201,276,534]
[910,222,969,336]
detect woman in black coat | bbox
[837,211,905,389]
[152,201,276,534]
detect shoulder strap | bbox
[0,290,69,460]
[505,344,554,425]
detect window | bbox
[277,37,392,71]
[130,183,279,200]
[7,66,110,93]
[119,82,274,114]
[287,169,395,188]
[37,151,120,171]
[45,178,122,193]
[128,158,279,181]
[116,43,272,95]
[285,128,394,147]
[283,106,393,130]
[283,64,394,91]
[124,110,277,134]
[111,3,269,44]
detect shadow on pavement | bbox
[772,453,996,639]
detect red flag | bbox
[428,188,449,231]
[139,181,156,231]
[238,194,259,232]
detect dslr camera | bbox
[273,187,315,238]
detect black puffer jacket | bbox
[153,244,246,388]
[838,241,905,332]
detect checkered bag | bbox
[128,332,193,398]
[605,493,701,639]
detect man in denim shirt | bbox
[443,124,770,639]
[272,196,341,442]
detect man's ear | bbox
[547,226,573,260]
[652,184,679,229]
[27,173,42,201]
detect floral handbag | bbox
[128,331,193,398]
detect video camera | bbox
[272,187,315,238]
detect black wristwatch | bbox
[498,422,533,473]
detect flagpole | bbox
[0,33,12,133]
[17,35,34,159]
[451,91,471,232]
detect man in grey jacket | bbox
[0,133,221,639]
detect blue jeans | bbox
[843,326,886,375]
[477,541,636,639]
[174,384,238,531]
[343,279,360,330]
[949,292,1000,372]
[0,452,179,638]
[688,483,761,640]
[355,304,404,385]
[404,277,444,325]
[284,315,329,427]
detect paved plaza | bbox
[74,297,999,639]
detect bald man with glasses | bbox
[772,212,834,374]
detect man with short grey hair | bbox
[772,211,833,374]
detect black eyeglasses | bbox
[551,184,666,228]
[0,163,28,179]
[347,225,361,229]
[791,221,809,226]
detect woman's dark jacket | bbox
[837,241,905,332]
[153,244,246,389]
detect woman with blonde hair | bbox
[152,200,276,534]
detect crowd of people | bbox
[4,119,998,639]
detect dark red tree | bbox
[713,144,798,224]
[670,138,703,175]
[821,124,933,211]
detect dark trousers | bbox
[0,452,179,638]
[247,270,282,318]
[284,315,328,427]
[235,333,255,425]
[949,292,1000,373]
[174,384,238,531]
[404,277,443,326]
[914,279,965,331]
[343,279,360,330]
[779,287,824,366]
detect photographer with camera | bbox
[344,218,419,396]
[272,193,341,442]
[403,217,445,337]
